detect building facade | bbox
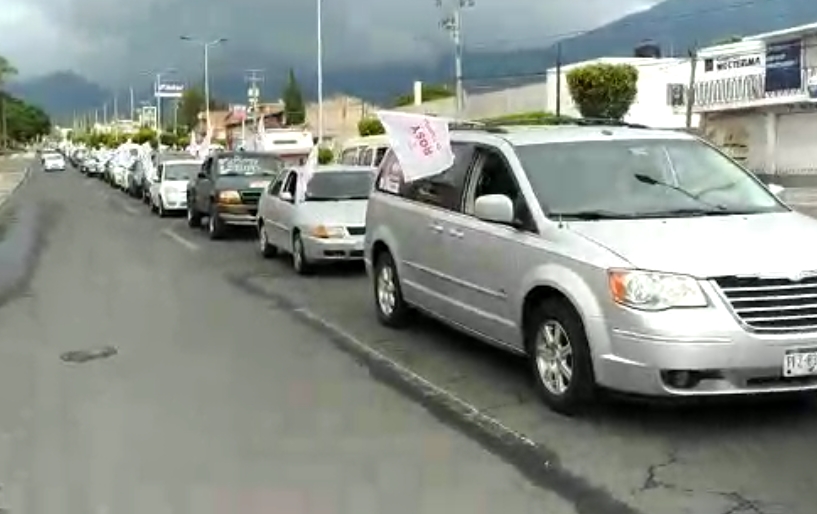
[546,57,699,129]
[668,22,817,180]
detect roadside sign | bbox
[155,83,185,98]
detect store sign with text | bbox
[154,83,184,98]
[703,53,764,76]
[765,39,802,92]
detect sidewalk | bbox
[0,157,29,207]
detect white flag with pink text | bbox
[376,111,454,182]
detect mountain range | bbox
[8,0,817,123]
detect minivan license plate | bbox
[783,348,817,377]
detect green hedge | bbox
[478,111,576,125]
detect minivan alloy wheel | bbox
[535,320,573,396]
[376,264,396,316]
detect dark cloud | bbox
[2,0,664,84]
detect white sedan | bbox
[150,159,203,216]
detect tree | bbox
[282,69,305,125]
[393,84,454,107]
[566,63,638,120]
[357,117,384,136]
[0,55,17,88]
[0,93,51,144]
[177,85,224,131]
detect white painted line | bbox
[162,228,199,251]
[291,306,539,448]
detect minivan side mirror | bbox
[197,171,206,179]
[279,191,293,202]
[768,183,784,196]
[474,194,514,224]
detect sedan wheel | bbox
[258,225,277,258]
[291,234,311,274]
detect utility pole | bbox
[437,0,473,116]
[0,97,6,150]
[555,42,563,118]
[685,46,698,129]
[245,69,264,144]
[130,87,135,120]
[103,103,108,125]
[113,94,119,121]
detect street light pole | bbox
[317,0,324,143]
[180,36,226,135]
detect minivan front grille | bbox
[712,275,817,332]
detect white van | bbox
[339,135,389,167]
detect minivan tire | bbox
[525,298,595,415]
[373,251,410,327]
[208,208,226,240]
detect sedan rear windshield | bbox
[305,171,374,200]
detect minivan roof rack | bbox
[447,116,650,133]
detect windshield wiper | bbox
[633,174,727,211]
[634,208,733,218]
[549,210,637,220]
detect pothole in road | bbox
[60,346,117,363]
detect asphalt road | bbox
[1,165,815,514]
[0,166,576,514]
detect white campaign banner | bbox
[376,111,454,182]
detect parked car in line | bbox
[42,152,65,171]
[125,160,147,198]
[256,165,375,273]
[338,135,390,167]
[186,151,285,239]
[149,159,203,216]
[363,120,805,414]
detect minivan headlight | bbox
[607,269,707,311]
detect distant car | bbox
[150,159,203,216]
[186,151,285,239]
[256,165,375,273]
[42,152,65,171]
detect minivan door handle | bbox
[429,223,444,233]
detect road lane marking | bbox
[162,228,199,251]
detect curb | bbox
[0,161,32,212]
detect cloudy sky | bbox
[0,0,662,85]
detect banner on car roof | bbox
[376,111,453,182]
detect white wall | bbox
[545,57,699,128]
[395,82,548,119]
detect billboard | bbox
[764,39,802,92]
[155,83,185,98]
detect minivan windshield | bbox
[305,171,374,200]
[514,139,786,219]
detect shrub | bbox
[357,117,384,136]
[566,63,638,120]
[317,147,333,164]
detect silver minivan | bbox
[363,122,817,413]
